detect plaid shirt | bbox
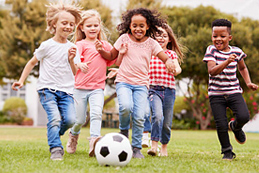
[149,50,178,89]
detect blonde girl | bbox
[66,9,115,157]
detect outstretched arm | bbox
[238,59,258,91]
[95,40,119,61]
[12,56,38,90]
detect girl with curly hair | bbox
[95,8,177,159]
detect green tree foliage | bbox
[0,0,50,80]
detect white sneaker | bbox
[142,137,150,148]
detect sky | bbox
[102,0,259,23]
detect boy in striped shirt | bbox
[203,19,258,160]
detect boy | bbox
[12,3,82,160]
[203,19,258,160]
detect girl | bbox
[66,10,115,157]
[96,8,176,158]
[147,23,183,157]
[12,2,82,160]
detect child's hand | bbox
[119,43,128,55]
[165,58,176,74]
[95,40,103,52]
[227,54,237,63]
[78,61,91,74]
[68,47,77,62]
[12,82,23,91]
[107,68,119,79]
[247,83,258,91]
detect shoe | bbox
[50,147,64,161]
[147,148,157,156]
[89,136,102,157]
[66,132,79,154]
[120,130,129,138]
[132,147,144,159]
[222,150,236,161]
[229,120,246,144]
[142,137,150,148]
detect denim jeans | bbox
[116,82,148,149]
[71,89,104,137]
[38,88,76,150]
[149,86,175,144]
[209,93,250,153]
[144,98,151,133]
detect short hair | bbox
[212,19,232,33]
[45,2,82,34]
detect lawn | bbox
[0,126,259,173]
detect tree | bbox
[0,0,50,80]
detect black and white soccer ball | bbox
[95,133,132,167]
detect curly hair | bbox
[74,9,109,43]
[45,2,82,34]
[117,8,166,38]
[212,19,232,34]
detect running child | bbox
[12,2,82,160]
[203,19,258,160]
[95,8,177,158]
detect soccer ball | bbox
[95,133,133,167]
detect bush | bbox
[2,97,27,125]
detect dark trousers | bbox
[209,93,250,153]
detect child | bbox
[66,10,115,157]
[203,19,258,160]
[12,2,82,160]
[96,8,177,158]
[142,104,151,148]
[147,23,183,157]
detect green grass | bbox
[0,127,259,173]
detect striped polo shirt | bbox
[203,45,246,96]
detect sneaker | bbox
[132,147,144,159]
[142,137,150,148]
[66,132,79,154]
[229,120,246,144]
[147,148,157,156]
[120,130,129,138]
[89,136,102,157]
[222,150,236,161]
[50,147,64,161]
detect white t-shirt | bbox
[34,38,80,94]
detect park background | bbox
[0,0,258,130]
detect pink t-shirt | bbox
[75,40,114,90]
[114,34,163,87]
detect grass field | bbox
[0,126,259,173]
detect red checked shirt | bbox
[149,49,178,89]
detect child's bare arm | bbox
[95,40,119,61]
[68,47,78,75]
[207,54,236,76]
[12,56,38,90]
[115,43,128,66]
[238,59,258,91]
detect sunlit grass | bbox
[0,126,259,173]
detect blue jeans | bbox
[71,89,104,137]
[38,88,76,150]
[116,82,148,149]
[149,86,175,144]
[144,98,151,133]
[209,93,249,153]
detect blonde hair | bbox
[160,23,185,63]
[45,2,82,34]
[74,9,108,43]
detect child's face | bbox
[80,17,101,41]
[155,27,170,50]
[129,14,149,42]
[212,26,232,52]
[54,11,76,39]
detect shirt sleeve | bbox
[34,42,47,61]
[151,39,163,56]
[114,34,125,51]
[203,45,216,63]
